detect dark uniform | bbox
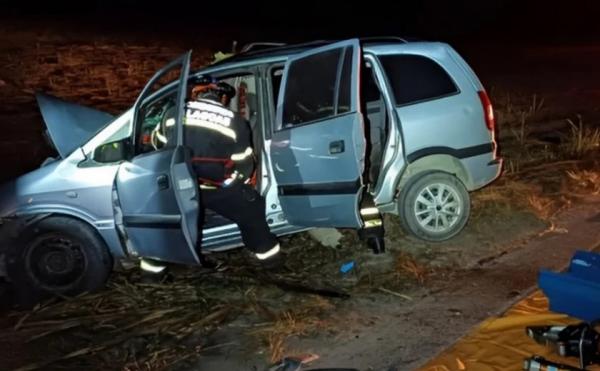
[184,97,279,259]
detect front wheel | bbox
[7,216,113,306]
[398,172,470,242]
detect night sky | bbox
[2,0,600,46]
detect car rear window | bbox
[379,54,458,106]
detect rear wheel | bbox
[7,216,112,306]
[398,172,470,242]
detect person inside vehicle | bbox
[186,76,281,266]
[140,76,282,278]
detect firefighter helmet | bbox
[191,75,236,103]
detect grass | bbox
[1,272,235,370]
[250,296,333,363]
[562,115,600,157]
[527,194,558,221]
[566,169,600,195]
[394,252,428,285]
[481,91,600,224]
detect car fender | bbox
[393,154,472,208]
[0,207,125,263]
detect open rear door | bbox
[270,39,366,228]
[114,51,201,265]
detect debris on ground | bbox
[307,228,343,248]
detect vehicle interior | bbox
[270,56,389,186]
[363,60,389,186]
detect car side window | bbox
[280,47,352,128]
[378,54,458,106]
[83,113,132,163]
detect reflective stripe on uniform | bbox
[364,219,383,228]
[185,118,237,140]
[231,147,253,161]
[187,100,234,118]
[140,259,167,273]
[255,244,280,260]
[360,207,380,216]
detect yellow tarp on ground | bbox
[419,290,600,371]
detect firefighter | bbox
[187,76,281,266]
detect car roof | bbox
[206,37,419,70]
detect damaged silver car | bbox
[0,38,501,299]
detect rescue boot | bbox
[254,244,285,270]
[139,259,171,284]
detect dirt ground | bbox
[2,42,600,371]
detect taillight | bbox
[477,90,495,132]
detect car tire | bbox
[398,172,470,242]
[6,216,113,306]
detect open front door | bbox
[115,51,201,265]
[270,39,366,228]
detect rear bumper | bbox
[487,158,503,176]
[461,154,503,191]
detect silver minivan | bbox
[0,38,501,298]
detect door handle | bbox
[329,140,345,154]
[157,174,169,190]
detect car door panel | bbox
[270,39,365,228]
[272,113,364,187]
[114,51,200,265]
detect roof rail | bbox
[360,36,409,43]
[238,37,409,55]
[240,42,286,53]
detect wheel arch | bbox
[4,211,117,304]
[398,154,472,191]
[4,210,123,262]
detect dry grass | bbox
[566,169,600,195]
[393,252,429,285]
[250,296,333,362]
[562,115,600,157]
[510,112,530,146]
[473,171,568,223]
[1,272,236,371]
[495,92,545,127]
[482,90,600,223]
[527,194,559,220]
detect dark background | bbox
[2,0,600,45]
